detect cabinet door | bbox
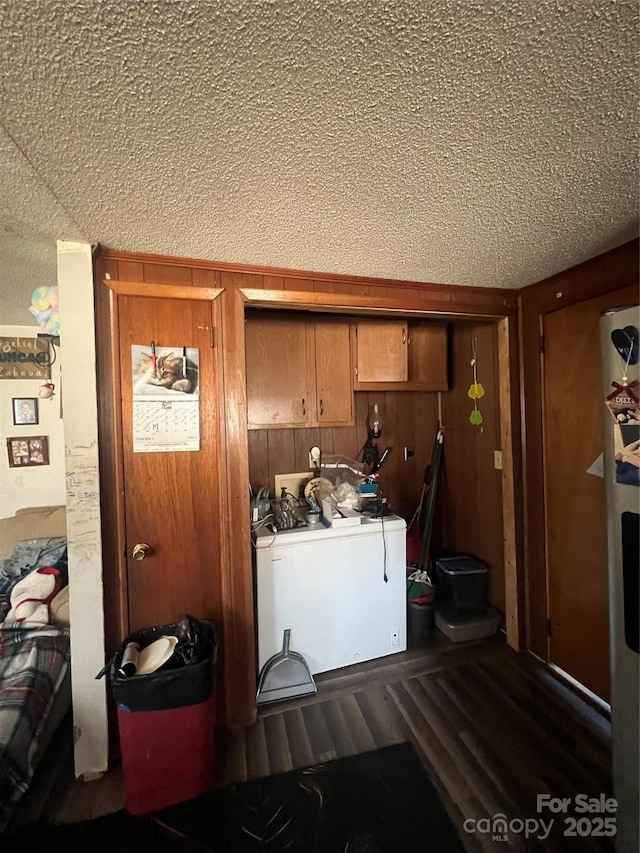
[408,323,448,388]
[315,321,353,425]
[354,320,448,391]
[356,321,408,382]
[246,315,315,428]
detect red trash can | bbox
[107,617,217,815]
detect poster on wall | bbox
[131,344,200,452]
[0,336,50,380]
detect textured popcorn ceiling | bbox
[0,0,638,322]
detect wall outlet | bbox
[391,625,400,647]
[494,450,503,470]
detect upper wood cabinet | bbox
[246,313,354,429]
[354,320,448,391]
[356,321,408,382]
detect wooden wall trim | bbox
[517,239,639,310]
[104,279,223,302]
[219,277,257,728]
[240,287,515,318]
[518,239,640,659]
[93,259,129,657]
[497,316,524,649]
[98,247,517,314]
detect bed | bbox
[0,506,71,831]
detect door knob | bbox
[132,543,151,561]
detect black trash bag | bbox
[97,616,217,713]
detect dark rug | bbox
[12,743,465,852]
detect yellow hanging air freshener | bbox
[469,338,484,428]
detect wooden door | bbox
[543,285,637,701]
[118,294,223,631]
[408,323,449,388]
[315,321,353,425]
[356,321,408,382]
[246,314,314,428]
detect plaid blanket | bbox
[0,624,70,829]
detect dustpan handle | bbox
[283,628,291,654]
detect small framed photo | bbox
[12,397,39,426]
[6,436,49,467]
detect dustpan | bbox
[256,629,317,705]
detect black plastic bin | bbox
[435,556,487,616]
[105,617,217,815]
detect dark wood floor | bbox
[21,632,613,852]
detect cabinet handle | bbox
[302,398,306,415]
[319,399,324,416]
[402,329,407,345]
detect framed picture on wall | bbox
[12,397,39,425]
[6,436,49,467]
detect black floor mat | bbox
[9,743,465,852]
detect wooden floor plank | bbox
[298,700,338,765]
[281,706,315,770]
[353,683,409,748]
[319,698,358,759]
[243,716,270,781]
[436,665,556,806]
[413,672,519,834]
[468,661,608,797]
[334,693,377,754]
[387,679,476,806]
[262,712,293,776]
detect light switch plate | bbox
[494,450,503,470]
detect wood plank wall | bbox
[440,321,505,614]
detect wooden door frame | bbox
[517,239,639,662]
[95,264,523,730]
[97,278,227,686]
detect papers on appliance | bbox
[321,497,362,527]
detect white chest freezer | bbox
[255,515,407,676]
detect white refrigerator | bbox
[600,305,639,853]
[255,515,407,675]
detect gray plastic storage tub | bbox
[435,555,487,616]
[435,604,502,643]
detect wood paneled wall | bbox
[440,321,504,614]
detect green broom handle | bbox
[421,437,443,570]
[418,429,443,570]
